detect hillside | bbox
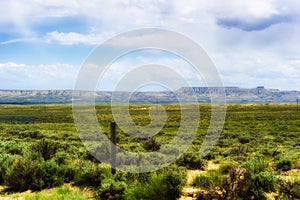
[0,87,299,104]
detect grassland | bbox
[0,103,299,199]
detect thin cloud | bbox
[0,37,39,45]
[0,39,22,45]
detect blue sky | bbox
[0,0,300,90]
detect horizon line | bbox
[0,86,299,92]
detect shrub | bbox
[53,151,70,165]
[142,137,161,151]
[230,145,247,156]
[176,153,206,169]
[31,138,59,161]
[23,186,88,200]
[3,156,64,191]
[239,137,250,144]
[220,167,245,199]
[244,157,269,174]
[97,179,127,200]
[241,158,279,199]
[239,171,278,200]
[60,164,77,183]
[25,130,43,139]
[73,162,104,187]
[254,172,278,193]
[4,156,36,191]
[219,162,238,174]
[126,167,186,200]
[261,148,281,157]
[203,151,216,160]
[194,158,279,200]
[0,153,15,184]
[31,160,63,191]
[192,171,226,189]
[163,167,187,199]
[195,167,244,200]
[276,157,292,171]
[126,175,163,200]
[3,141,24,155]
[279,177,300,199]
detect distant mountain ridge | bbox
[0,86,299,104]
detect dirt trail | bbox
[179,170,203,200]
[179,161,219,200]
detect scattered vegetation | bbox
[0,103,299,199]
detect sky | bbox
[0,0,300,91]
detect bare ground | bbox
[179,161,220,200]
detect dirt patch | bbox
[179,170,203,200]
[179,161,220,199]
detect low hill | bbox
[0,87,299,104]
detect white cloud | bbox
[213,50,300,90]
[1,0,298,41]
[96,51,205,91]
[213,0,280,19]
[0,62,78,90]
[0,0,300,90]
[45,31,111,45]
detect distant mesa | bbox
[0,86,299,104]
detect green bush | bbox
[219,167,245,199]
[192,171,226,189]
[195,167,244,200]
[176,153,206,169]
[0,153,15,184]
[4,156,36,191]
[3,141,24,155]
[60,164,77,183]
[31,138,59,161]
[194,158,279,200]
[125,175,163,200]
[53,151,70,165]
[239,137,250,144]
[163,167,187,199]
[230,145,247,156]
[24,130,43,139]
[126,167,186,200]
[73,162,104,187]
[204,152,217,160]
[3,156,64,191]
[24,186,88,200]
[254,172,278,193]
[31,160,63,191]
[280,177,300,199]
[276,157,292,171]
[219,161,238,174]
[97,179,127,200]
[239,171,278,200]
[244,157,269,174]
[241,158,279,199]
[142,137,161,151]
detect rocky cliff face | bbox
[177,87,300,103]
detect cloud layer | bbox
[0,0,299,90]
[0,62,78,90]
